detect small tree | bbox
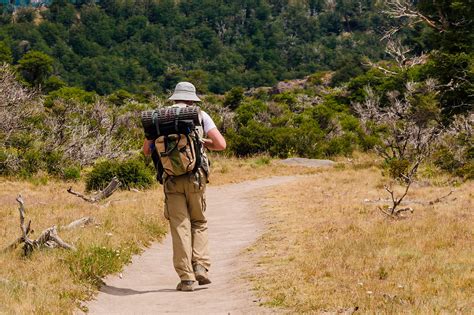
[354,80,445,217]
[223,87,244,110]
[18,50,53,87]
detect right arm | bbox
[203,128,226,151]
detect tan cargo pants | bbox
[163,171,210,281]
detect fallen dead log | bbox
[61,217,94,230]
[2,195,94,255]
[67,177,122,203]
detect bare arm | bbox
[203,128,226,151]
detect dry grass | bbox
[250,160,473,313]
[208,153,320,184]
[0,180,166,314]
[0,155,315,314]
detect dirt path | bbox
[85,176,297,314]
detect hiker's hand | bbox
[202,138,213,148]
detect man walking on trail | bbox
[143,82,226,291]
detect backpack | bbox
[144,104,206,183]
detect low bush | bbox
[62,165,81,181]
[85,158,154,191]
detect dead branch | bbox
[3,195,80,255]
[429,190,454,205]
[383,0,445,32]
[67,177,121,203]
[66,187,96,203]
[378,205,413,219]
[94,177,122,201]
[61,217,94,230]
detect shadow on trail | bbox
[101,285,208,296]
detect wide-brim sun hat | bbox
[169,81,201,102]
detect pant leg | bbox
[164,177,195,281]
[186,172,211,270]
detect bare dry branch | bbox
[429,190,454,205]
[61,217,94,230]
[67,177,121,203]
[383,0,444,32]
[93,177,122,201]
[3,195,80,255]
[66,187,96,203]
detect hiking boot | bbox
[176,280,195,292]
[193,264,211,285]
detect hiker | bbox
[142,82,226,291]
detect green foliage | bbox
[18,50,53,86]
[15,7,36,23]
[417,0,474,53]
[226,88,368,159]
[234,99,268,126]
[223,87,244,110]
[420,52,473,117]
[62,165,81,181]
[0,1,387,94]
[85,158,154,192]
[45,87,96,107]
[107,89,133,106]
[43,76,66,93]
[0,41,13,64]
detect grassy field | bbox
[250,156,473,313]
[0,155,316,314]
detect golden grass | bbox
[249,161,473,313]
[0,180,166,314]
[208,153,320,185]
[0,155,315,314]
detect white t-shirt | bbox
[201,111,217,134]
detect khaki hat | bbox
[168,81,201,102]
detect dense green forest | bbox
[0,0,473,185]
[0,0,394,94]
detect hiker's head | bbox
[169,82,201,104]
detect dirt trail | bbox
[85,176,297,315]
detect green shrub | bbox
[45,87,96,108]
[86,158,154,191]
[433,146,473,180]
[324,135,356,157]
[44,150,63,175]
[63,165,81,181]
[223,87,244,110]
[20,149,42,177]
[234,100,268,126]
[433,148,462,173]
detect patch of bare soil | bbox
[279,158,335,168]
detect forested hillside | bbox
[0,0,392,94]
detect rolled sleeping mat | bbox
[141,106,202,140]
